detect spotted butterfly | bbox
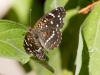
[23,7,66,60]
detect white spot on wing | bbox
[59,18,61,20]
[44,20,46,22]
[45,31,55,45]
[46,25,48,27]
[58,15,60,17]
[27,48,30,50]
[48,13,55,17]
[50,21,53,24]
[54,41,56,44]
[51,33,55,38]
[41,26,43,28]
[27,38,29,41]
[45,39,49,45]
[56,24,59,27]
[37,47,42,52]
[24,39,29,46]
[56,29,58,31]
[53,31,55,33]
[30,44,32,47]
[55,8,58,10]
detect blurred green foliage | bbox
[0,0,100,75]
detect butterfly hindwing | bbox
[38,29,62,50]
[23,29,46,60]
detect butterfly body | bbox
[23,7,66,60]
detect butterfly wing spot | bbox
[56,29,58,31]
[54,41,56,44]
[36,47,42,52]
[27,48,30,50]
[53,31,55,33]
[58,15,60,17]
[60,7,64,11]
[48,13,55,18]
[56,24,59,27]
[42,18,49,23]
[55,8,58,10]
[24,39,29,46]
[35,47,46,60]
[44,31,55,45]
[46,25,48,27]
[59,18,62,21]
[41,26,43,28]
[50,21,53,24]
[44,20,47,22]
[27,38,30,41]
[29,44,32,47]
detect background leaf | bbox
[44,0,68,13]
[0,20,30,64]
[82,4,100,75]
[5,0,33,25]
[75,3,100,75]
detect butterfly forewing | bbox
[23,7,66,60]
[34,7,66,30]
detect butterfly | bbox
[23,7,66,60]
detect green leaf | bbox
[75,4,100,75]
[82,4,100,75]
[75,26,83,75]
[75,26,89,75]
[0,20,30,64]
[8,0,33,24]
[44,0,68,13]
[31,57,54,73]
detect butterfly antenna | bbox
[30,9,32,26]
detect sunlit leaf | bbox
[75,4,100,75]
[0,20,30,64]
